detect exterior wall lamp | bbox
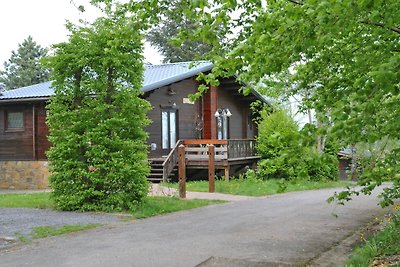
[214,108,232,139]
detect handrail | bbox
[162,140,183,182]
[160,139,257,181]
[183,139,228,145]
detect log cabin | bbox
[0,61,266,189]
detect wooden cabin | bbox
[0,62,266,189]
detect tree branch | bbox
[361,21,400,35]
[287,0,304,5]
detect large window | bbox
[6,111,24,131]
[161,109,178,150]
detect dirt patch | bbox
[372,254,400,267]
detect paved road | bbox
[0,188,389,267]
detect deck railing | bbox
[162,140,183,181]
[160,139,257,181]
[227,139,257,159]
[183,139,257,161]
[183,139,228,161]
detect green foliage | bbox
[0,36,49,90]
[45,13,151,211]
[346,212,400,267]
[256,108,304,180]
[256,108,338,181]
[163,0,400,206]
[146,0,213,63]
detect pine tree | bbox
[0,36,49,89]
[146,0,213,63]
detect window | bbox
[161,109,178,150]
[6,111,24,130]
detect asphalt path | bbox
[0,187,389,267]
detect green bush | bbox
[256,108,304,180]
[256,108,338,181]
[46,16,150,211]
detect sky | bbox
[0,0,163,71]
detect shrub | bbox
[256,108,338,181]
[46,16,150,211]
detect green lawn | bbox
[0,193,222,219]
[346,211,400,267]
[131,196,224,219]
[163,178,352,197]
[0,193,54,209]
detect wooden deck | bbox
[149,139,260,182]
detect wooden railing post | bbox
[208,144,215,193]
[178,144,186,198]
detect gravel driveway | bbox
[0,208,123,249]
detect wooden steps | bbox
[148,158,177,183]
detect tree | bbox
[0,36,49,89]
[146,0,213,62]
[173,0,399,206]
[45,12,151,211]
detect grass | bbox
[131,196,224,219]
[0,192,223,241]
[31,224,101,239]
[346,211,400,267]
[0,192,53,209]
[163,178,352,197]
[0,193,223,219]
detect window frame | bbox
[4,110,25,132]
[161,107,179,150]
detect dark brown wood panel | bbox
[217,86,255,139]
[36,104,51,160]
[0,104,34,160]
[145,78,202,157]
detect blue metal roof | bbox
[0,61,213,101]
[0,81,53,100]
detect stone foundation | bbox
[0,161,50,189]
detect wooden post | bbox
[224,166,230,181]
[208,144,215,193]
[178,144,186,198]
[210,86,218,139]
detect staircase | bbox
[148,158,165,182]
[148,140,182,182]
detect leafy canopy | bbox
[84,0,399,206]
[45,9,151,211]
[0,36,49,90]
[169,0,400,207]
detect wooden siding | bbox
[0,104,34,160]
[0,76,259,161]
[35,104,51,160]
[145,78,202,157]
[0,103,51,161]
[217,87,256,139]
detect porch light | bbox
[214,108,232,140]
[214,108,232,118]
